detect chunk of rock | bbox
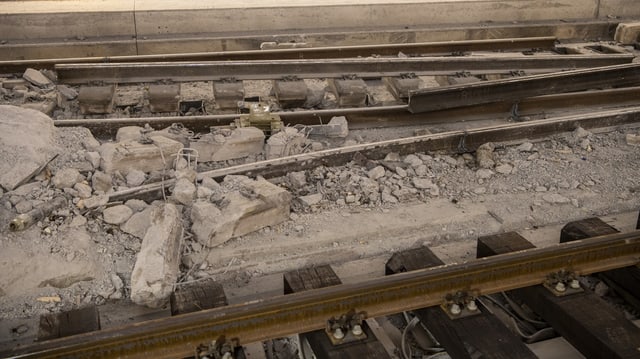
[517,142,534,152]
[412,178,440,196]
[191,177,291,247]
[115,126,144,143]
[475,142,495,169]
[191,127,265,162]
[201,177,221,191]
[0,106,58,190]
[99,136,183,175]
[324,116,349,138]
[125,199,148,212]
[73,182,92,198]
[52,168,84,189]
[103,205,134,225]
[91,171,113,193]
[287,171,307,188]
[130,203,183,308]
[172,178,196,206]
[298,193,323,207]
[57,85,78,100]
[495,164,513,175]
[265,127,306,159]
[626,133,640,146]
[23,68,53,88]
[368,166,386,180]
[82,194,109,209]
[126,169,146,187]
[476,169,494,179]
[85,151,101,169]
[121,205,154,239]
[403,154,423,168]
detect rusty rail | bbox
[0,37,557,74]
[5,230,640,359]
[54,54,634,84]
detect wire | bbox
[401,315,420,359]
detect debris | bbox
[517,142,534,152]
[191,177,291,247]
[573,127,591,139]
[99,136,183,174]
[126,169,146,187]
[121,205,154,239]
[0,105,57,191]
[368,166,386,180]
[308,116,349,138]
[116,126,144,143]
[10,196,67,231]
[102,205,134,225]
[82,194,109,209]
[265,127,307,159]
[475,142,496,169]
[172,178,196,206]
[52,168,84,189]
[191,127,265,162]
[130,203,183,308]
[495,164,513,175]
[626,133,640,146]
[22,68,53,88]
[91,171,113,193]
[57,85,78,100]
[298,193,323,207]
[476,169,494,179]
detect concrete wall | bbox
[3,0,638,41]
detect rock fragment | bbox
[626,133,640,146]
[475,142,495,169]
[191,127,265,162]
[23,68,53,88]
[368,166,386,180]
[130,203,183,308]
[103,205,134,225]
[542,193,571,204]
[172,178,196,206]
[52,168,84,189]
[265,127,306,159]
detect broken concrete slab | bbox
[190,176,291,247]
[172,178,196,206]
[0,105,58,191]
[265,127,306,159]
[615,22,640,45]
[121,205,154,239]
[115,126,144,143]
[130,203,183,308]
[23,68,53,88]
[190,127,265,162]
[99,136,183,175]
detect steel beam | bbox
[54,54,634,84]
[5,231,640,359]
[408,63,640,113]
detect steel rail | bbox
[54,54,634,84]
[408,62,640,113]
[5,231,640,359]
[53,86,640,138]
[0,37,557,74]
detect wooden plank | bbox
[560,217,640,313]
[37,305,100,341]
[477,231,640,359]
[386,246,537,359]
[170,278,228,316]
[283,265,391,359]
[408,63,640,113]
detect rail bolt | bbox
[333,327,345,340]
[352,324,363,336]
[466,300,478,311]
[449,303,462,315]
[555,282,567,293]
[569,279,581,289]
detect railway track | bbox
[3,217,640,359]
[1,28,640,359]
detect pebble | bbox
[125,199,148,212]
[52,168,83,189]
[74,182,93,199]
[298,193,322,207]
[517,142,534,152]
[395,167,407,177]
[83,194,109,209]
[473,187,487,194]
[535,186,548,192]
[126,169,146,187]
[345,194,357,203]
[288,171,307,188]
[384,152,401,162]
[495,164,513,175]
[103,205,134,225]
[69,215,88,227]
[14,200,33,214]
[475,169,494,180]
[368,166,386,180]
[403,154,423,168]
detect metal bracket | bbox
[325,309,368,345]
[195,335,239,359]
[543,269,583,296]
[440,290,481,320]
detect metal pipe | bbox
[9,196,67,232]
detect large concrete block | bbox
[190,127,264,162]
[130,203,183,308]
[615,22,640,45]
[99,136,183,175]
[191,176,291,247]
